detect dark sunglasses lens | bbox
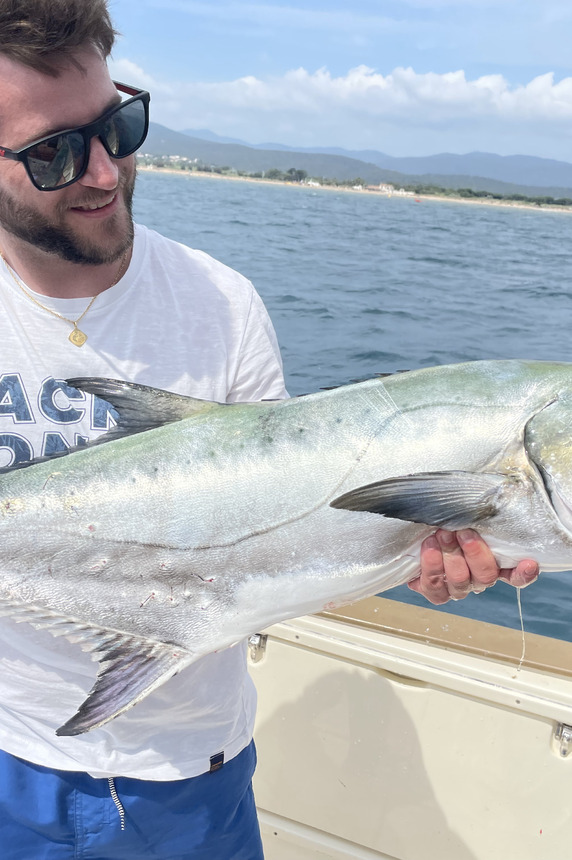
[26,132,85,189]
[104,97,148,157]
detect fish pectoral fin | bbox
[330,470,508,529]
[0,597,194,736]
[65,377,224,443]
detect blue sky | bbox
[108,0,572,160]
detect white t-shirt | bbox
[0,223,287,779]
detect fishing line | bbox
[515,586,526,674]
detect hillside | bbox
[182,129,572,190]
[143,123,572,198]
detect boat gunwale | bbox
[318,595,572,678]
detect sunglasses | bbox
[0,82,150,191]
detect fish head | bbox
[525,397,572,533]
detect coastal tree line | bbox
[423,186,572,207]
[137,155,572,208]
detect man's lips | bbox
[70,193,118,215]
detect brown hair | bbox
[0,0,118,75]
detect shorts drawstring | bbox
[107,777,126,831]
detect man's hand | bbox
[408,529,539,605]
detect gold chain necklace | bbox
[0,249,129,347]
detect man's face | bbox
[0,48,136,265]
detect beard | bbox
[0,169,136,266]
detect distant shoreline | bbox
[138,165,572,215]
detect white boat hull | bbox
[251,596,572,860]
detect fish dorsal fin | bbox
[67,377,223,444]
[0,596,194,735]
[0,379,223,475]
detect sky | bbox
[108,0,572,161]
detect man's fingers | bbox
[499,559,539,588]
[435,529,472,599]
[410,535,451,604]
[455,529,500,591]
[411,530,540,605]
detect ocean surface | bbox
[133,170,572,643]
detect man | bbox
[0,2,538,858]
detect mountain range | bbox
[142,123,572,198]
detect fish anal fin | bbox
[330,470,508,530]
[57,639,193,736]
[0,597,194,736]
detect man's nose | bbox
[77,136,120,190]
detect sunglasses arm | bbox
[114,81,145,98]
[0,147,22,163]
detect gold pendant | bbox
[69,326,88,347]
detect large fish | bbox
[2,359,572,736]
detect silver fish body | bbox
[2,359,572,735]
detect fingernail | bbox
[437,530,455,545]
[424,535,439,549]
[522,561,539,576]
[458,529,476,542]
[519,562,539,586]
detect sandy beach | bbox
[137,164,572,215]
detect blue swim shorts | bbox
[0,740,263,859]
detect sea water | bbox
[134,170,572,641]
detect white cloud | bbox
[111,60,572,156]
[109,58,167,92]
[120,62,572,122]
[109,58,185,116]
